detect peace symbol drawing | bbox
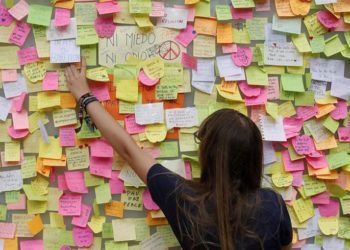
[158,40,181,60]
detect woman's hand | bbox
[64,58,90,100]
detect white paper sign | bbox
[192,59,215,82]
[50,39,81,63]
[0,96,12,121]
[47,18,77,41]
[216,55,243,77]
[315,0,336,5]
[165,107,198,129]
[3,74,27,98]
[135,102,164,125]
[265,23,287,42]
[263,42,303,66]
[0,169,23,193]
[310,58,345,82]
[331,77,350,101]
[157,7,188,29]
[191,80,215,94]
[259,115,287,142]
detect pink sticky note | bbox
[54,8,70,27]
[94,16,116,38]
[138,70,159,86]
[267,76,279,100]
[109,171,124,194]
[283,117,303,139]
[281,150,305,172]
[12,92,26,112]
[89,139,113,158]
[150,1,165,17]
[290,170,303,187]
[330,100,347,120]
[174,5,195,22]
[72,226,93,248]
[12,109,29,130]
[239,80,261,97]
[90,82,110,101]
[0,4,14,26]
[296,105,318,121]
[291,135,313,155]
[59,126,76,147]
[232,47,252,67]
[7,126,29,139]
[9,21,31,46]
[42,72,59,91]
[8,0,29,21]
[338,127,350,142]
[181,52,197,70]
[175,24,197,47]
[1,69,17,82]
[125,114,146,134]
[59,193,82,216]
[72,204,91,228]
[245,88,267,106]
[222,44,238,54]
[7,193,26,210]
[306,154,328,169]
[231,7,253,20]
[17,47,39,65]
[58,174,68,191]
[317,11,340,29]
[318,199,339,217]
[20,240,44,250]
[311,191,330,205]
[0,222,16,238]
[142,189,160,210]
[184,161,192,180]
[96,1,120,15]
[90,156,112,178]
[255,0,271,11]
[65,171,89,194]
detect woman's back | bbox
[147,164,292,250]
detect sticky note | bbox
[8,0,29,21]
[27,4,52,26]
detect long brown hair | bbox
[176,109,264,249]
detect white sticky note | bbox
[0,97,12,121]
[50,39,81,63]
[0,169,23,193]
[157,7,188,29]
[3,74,27,99]
[165,107,198,129]
[263,42,303,66]
[309,58,345,82]
[135,102,164,125]
[46,17,77,41]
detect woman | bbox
[65,60,292,250]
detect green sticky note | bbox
[310,36,325,53]
[245,66,268,86]
[95,183,112,204]
[129,0,151,14]
[81,45,97,66]
[76,25,99,45]
[77,119,101,139]
[323,116,339,134]
[272,15,301,35]
[287,144,305,161]
[5,191,20,204]
[279,87,295,101]
[232,26,251,44]
[344,32,350,47]
[292,33,311,53]
[27,4,52,27]
[195,1,211,17]
[84,171,104,187]
[328,184,347,198]
[0,204,7,221]
[105,241,128,250]
[160,63,183,86]
[281,74,305,92]
[341,45,350,59]
[302,175,326,197]
[159,141,179,158]
[102,223,114,239]
[294,91,315,106]
[324,34,345,57]
[246,18,267,41]
[215,5,232,21]
[305,73,312,89]
[231,0,255,8]
[327,151,350,170]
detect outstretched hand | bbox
[64,58,90,100]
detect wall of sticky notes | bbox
[0,0,350,249]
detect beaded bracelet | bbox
[78,93,98,131]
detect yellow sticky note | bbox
[76,25,99,45]
[37,91,61,110]
[265,102,279,120]
[245,66,268,86]
[145,124,167,143]
[27,214,44,236]
[0,46,20,69]
[39,136,62,160]
[134,14,154,28]
[116,79,138,103]
[23,62,46,83]
[216,85,243,101]
[324,34,345,57]
[4,141,21,162]
[86,67,109,82]
[142,56,164,80]
[88,216,106,233]
[52,109,77,127]
[318,217,339,235]
[112,219,137,242]
[232,26,251,44]
[292,33,311,53]
[271,172,293,187]
[28,112,49,133]
[49,212,65,228]
[292,198,314,223]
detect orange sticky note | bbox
[146,211,168,226]
[275,0,295,17]
[194,17,217,36]
[307,163,330,176]
[316,170,338,180]
[290,0,310,16]
[220,80,238,93]
[60,93,77,109]
[4,237,18,250]
[315,104,336,118]
[36,157,51,177]
[104,201,124,218]
[27,215,44,236]
[55,0,75,9]
[314,136,337,151]
[42,155,67,167]
[216,23,233,44]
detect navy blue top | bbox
[147,164,292,250]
